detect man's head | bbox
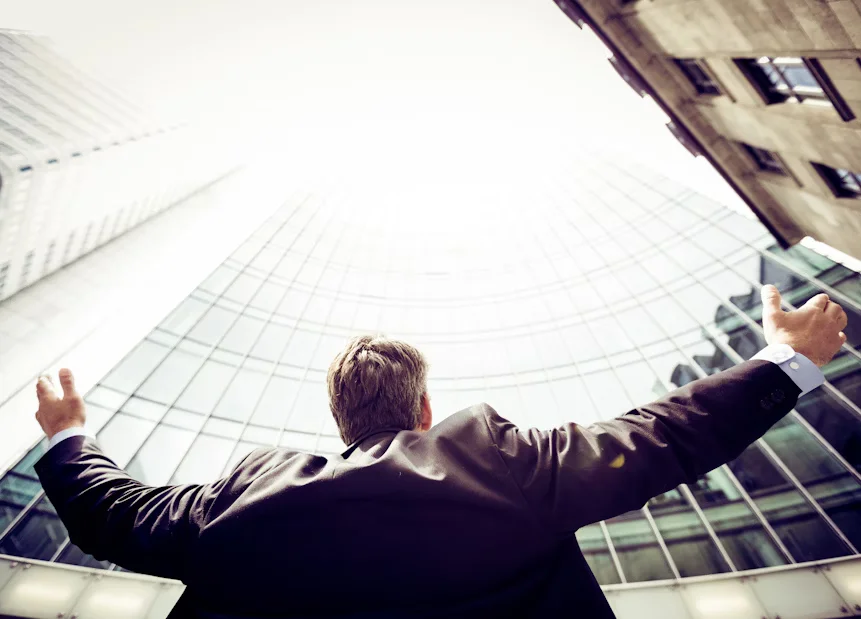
[327,335,432,444]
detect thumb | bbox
[58,368,79,400]
[760,285,784,320]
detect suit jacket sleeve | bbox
[34,438,266,580]
[483,359,800,535]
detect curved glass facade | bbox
[1,156,860,584]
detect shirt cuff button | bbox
[789,361,800,370]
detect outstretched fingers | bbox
[58,368,79,400]
[35,374,58,403]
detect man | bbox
[34,285,847,618]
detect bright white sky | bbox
[3,0,742,205]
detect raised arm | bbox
[32,370,256,579]
[486,285,847,535]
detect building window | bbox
[736,57,855,121]
[42,240,55,275]
[62,231,76,264]
[0,263,8,296]
[740,143,787,175]
[674,59,721,96]
[20,250,34,285]
[813,163,861,199]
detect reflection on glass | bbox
[0,443,46,534]
[821,352,861,416]
[575,524,621,585]
[728,445,850,561]
[0,496,66,560]
[604,509,675,582]
[647,489,730,577]
[56,542,111,569]
[761,417,861,550]
[688,468,787,569]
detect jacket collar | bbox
[340,427,404,458]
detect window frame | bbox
[739,143,788,175]
[735,57,855,121]
[673,58,721,96]
[812,163,861,199]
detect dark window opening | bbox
[813,163,861,199]
[674,59,721,96]
[740,143,787,175]
[736,57,855,121]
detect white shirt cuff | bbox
[752,344,824,397]
[47,427,94,451]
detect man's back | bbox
[186,405,608,617]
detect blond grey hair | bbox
[327,334,428,444]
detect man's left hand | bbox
[35,368,86,440]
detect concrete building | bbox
[0,151,859,617]
[0,29,235,302]
[554,0,861,259]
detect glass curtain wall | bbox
[2,157,860,583]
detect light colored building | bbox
[0,29,235,301]
[554,0,861,259]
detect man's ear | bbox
[419,393,432,431]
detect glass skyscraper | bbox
[1,152,860,609]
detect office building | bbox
[0,29,235,302]
[0,151,858,617]
[553,0,861,259]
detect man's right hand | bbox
[761,284,847,367]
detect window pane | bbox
[575,525,621,585]
[689,468,787,569]
[213,368,269,422]
[648,489,730,577]
[175,360,236,414]
[286,381,329,433]
[159,297,209,336]
[125,425,197,485]
[614,362,665,407]
[761,417,861,549]
[222,441,262,476]
[798,357,861,472]
[187,305,236,345]
[171,434,236,484]
[220,315,266,355]
[615,307,663,347]
[56,542,111,569]
[0,444,46,534]
[223,272,263,304]
[582,370,631,420]
[0,496,66,560]
[587,317,632,355]
[604,509,675,582]
[101,341,170,394]
[251,322,293,362]
[727,445,850,561]
[96,413,156,468]
[251,375,300,428]
[281,329,319,366]
[137,348,205,404]
[250,281,287,312]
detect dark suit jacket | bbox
[35,360,800,618]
